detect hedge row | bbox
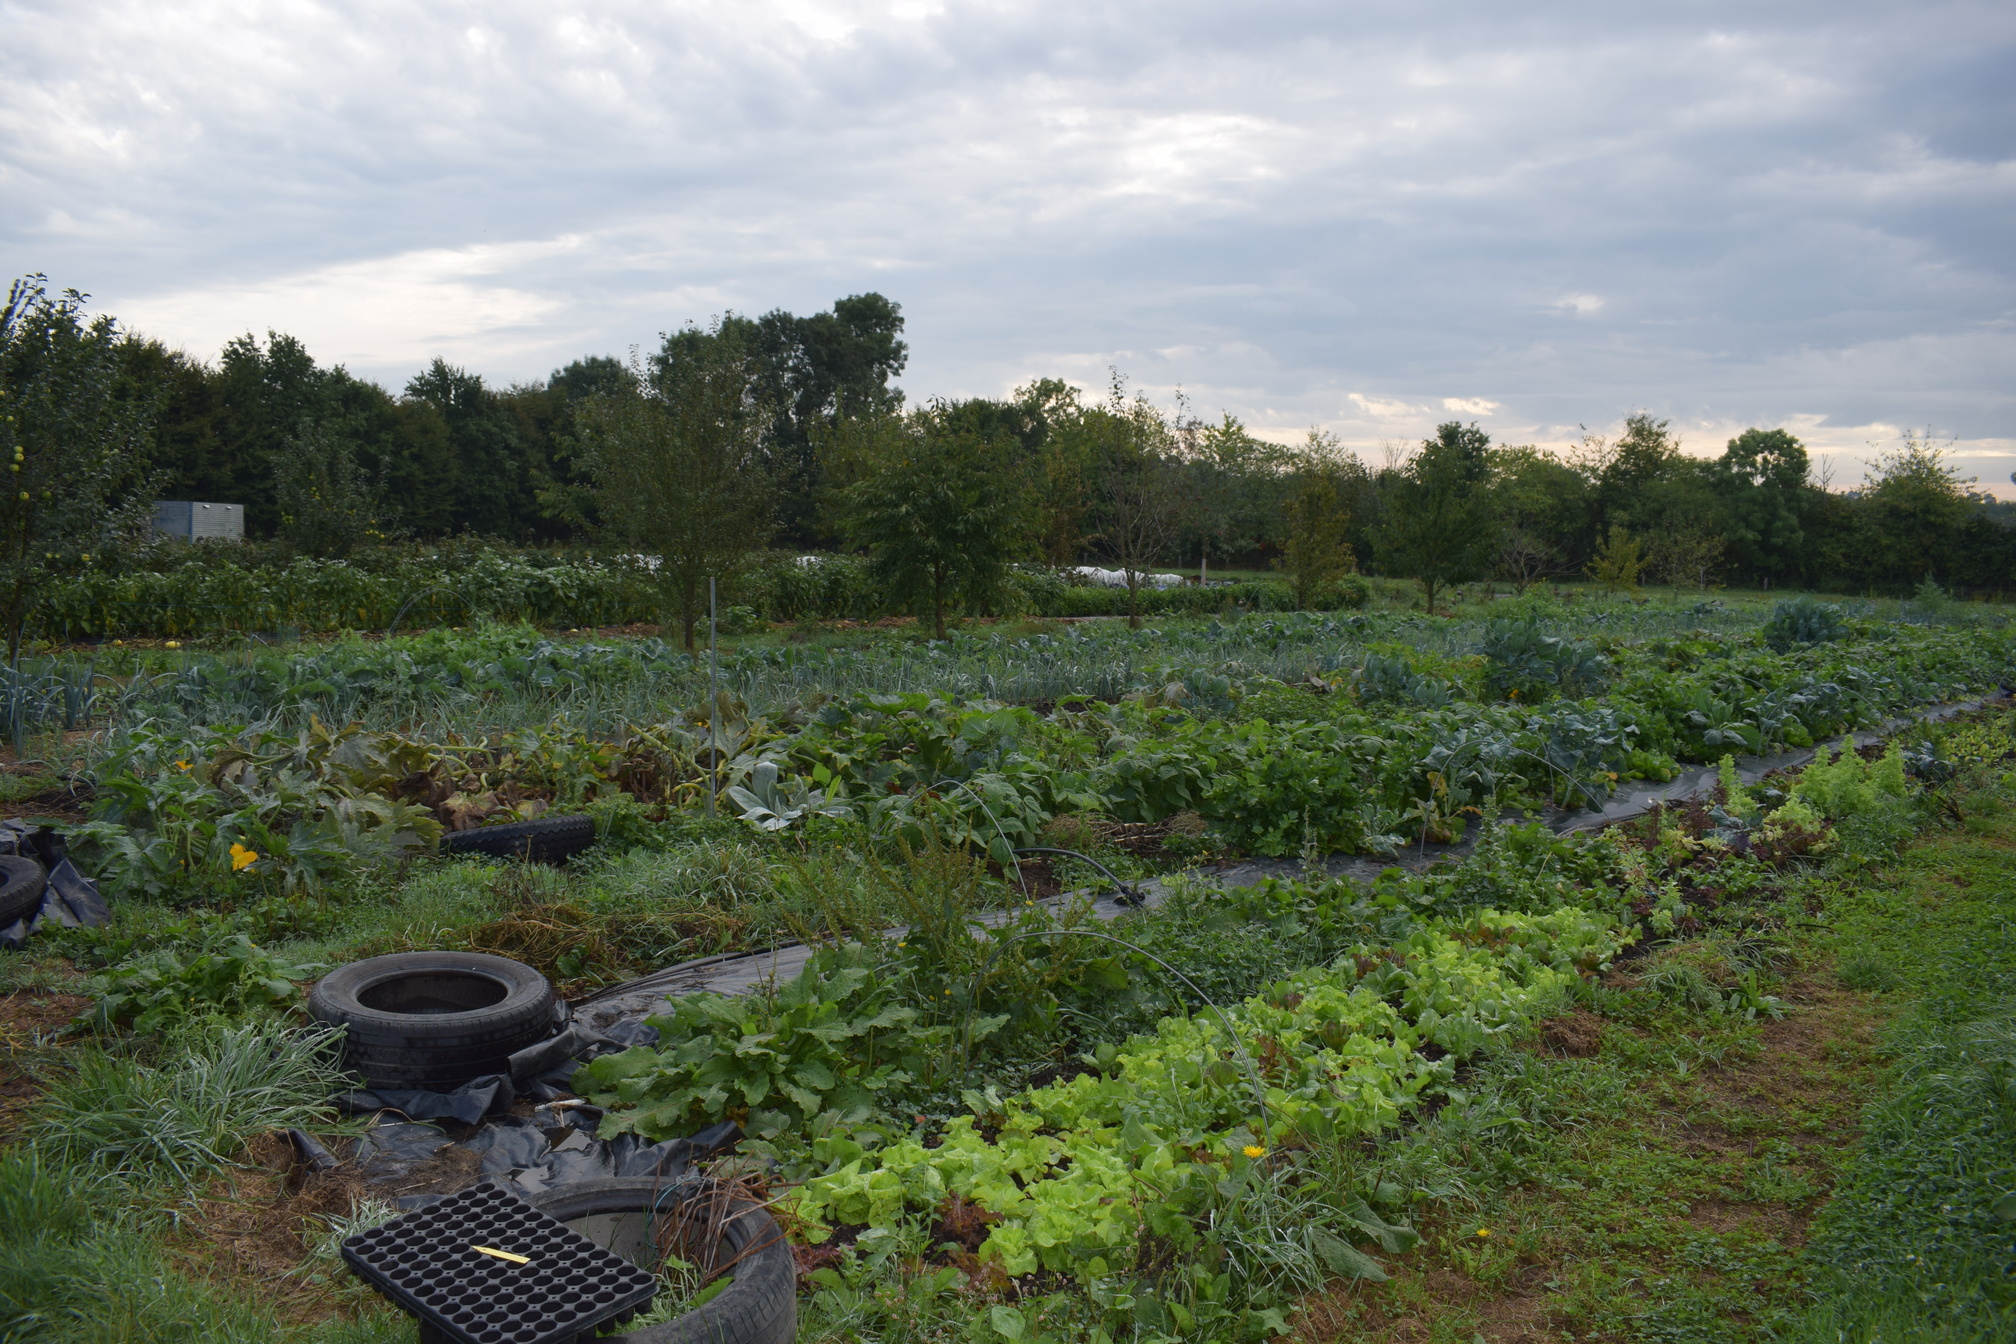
[30,546,1367,640]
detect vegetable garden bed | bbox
[0,594,2011,1344]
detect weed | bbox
[31,1019,347,1189]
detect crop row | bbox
[783,905,1629,1279]
[29,548,1323,641]
[64,615,2012,907]
[563,741,1923,1339]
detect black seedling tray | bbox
[341,1182,657,1344]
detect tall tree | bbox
[273,418,382,559]
[1851,433,1980,590]
[664,293,907,547]
[1375,421,1496,610]
[1491,446,1586,588]
[202,331,329,534]
[405,361,536,538]
[1181,416,1302,574]
[577,325,772,650]
[841,404,1034,640]
[1006,378,1105,569]
[1712,428,1809,584]
[0,278,155,657]
[505,355,630,539]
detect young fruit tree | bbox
[1276,469,1355,609]
[576,323,771,651]
[1091,378,1184,629]
[1587,524,1649,594]
[0,277,154,659]
[841,404,1034,640]
[1375,421,1496,612]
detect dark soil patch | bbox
[0,779,93,824]
[0,990,89,1131]
[1534,1008,1604,1057]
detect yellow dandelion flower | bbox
[1475,1228,1492,1239]
[1242,1145,1265,1159]
[229,842,259,872]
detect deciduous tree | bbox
[1275,470,1354,608]
[577,325,771,650]
[1713,428,1809,583]
[1090,376,1185,629]
[0,277,155,658]
[841,404,1034,639]
[1375,421,1496,611]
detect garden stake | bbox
[707,576,718,818]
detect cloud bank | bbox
[4,0,2012,488]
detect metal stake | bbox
[706,576,718,817]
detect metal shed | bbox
[152,501,244,542]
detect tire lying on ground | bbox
[525,1178,797,1344]
[441,815,597,864]
[307,951,558,1090]
[0,855,47,928]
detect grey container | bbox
[152,500,244,541]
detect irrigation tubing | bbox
[1009,847,1146,906]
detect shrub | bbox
[1764,596,1847,651]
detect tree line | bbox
[2,273,2010,653]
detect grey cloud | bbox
[2,0,2011,482]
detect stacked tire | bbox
[526,1179,797,1344]
[307,952,559,1090]
[0,855,47,929]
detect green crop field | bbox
[1,591,2012,1344]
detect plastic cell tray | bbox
[341,1182,658,1344]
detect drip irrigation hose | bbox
[921,778,1029,897]
[1009,846,1146,906]
[384,587,474,641]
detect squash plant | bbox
[576,949,948,1142]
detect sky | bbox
[4,0,2013,492]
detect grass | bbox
[30,1018,350,1189]
[1283,752,2016,1343]
[0,1018,389,1344]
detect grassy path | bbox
[1291,773,2016,1343]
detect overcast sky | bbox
[5,1,2012,491]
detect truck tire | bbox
[525,1178,797,1344]
[0,855,47,929]
[441,815,597,864]
[307,952,557,1089]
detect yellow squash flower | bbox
[229,843,259,872]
